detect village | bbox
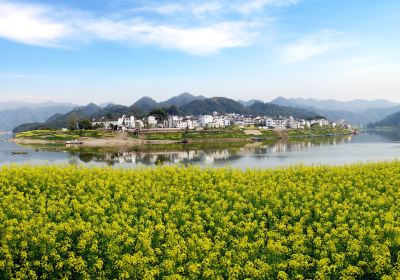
[92,111,351,132]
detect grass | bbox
[15,127,354,143]
[287,127,353,138]
[142,130,255,141]
[15,130,115,141]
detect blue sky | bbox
[0,0,399,104]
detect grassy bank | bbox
[137,127,353,141]
[141,129,253,141]
[287,127,354,138]
[14,127,354,143]
[15,130,115,141]
[0,162,399,279]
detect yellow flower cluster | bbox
[0,162,400,279]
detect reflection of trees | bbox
[367,129,400,142]
[239,135,353,155]
[68,157,79,166]
[64,149,237,166]
[28,134,355,166]
[78,153,95,163]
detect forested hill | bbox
[0,103,76,131]
[369,110,400,128]
[13,95,320,132]
[271,97,400,125]
[13,103,140,133]
[179,97,247,115]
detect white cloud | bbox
[279,30,353,63]
[191,2,223,17]
[0,0,293,54]
[235,0,299,14]
[0,0,69,46]
[83,19,256,54]
[131,3,186,15]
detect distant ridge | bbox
[0,101,76,111]
[271,97,399,112]
[133,97,159,112]
[13,94,320,132]
[0,102,77,131]
[160,92,205,108]
[369,110,400,128]
[271,97,400,125]
[238,99,263,107]
[180,97,247,115]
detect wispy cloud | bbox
[0,0,69,47]
[279,30,354,63]
[235,0,300,14]
[0,72,43,79]
[0,0,297,54]
[82,19,257,54]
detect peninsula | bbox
[12,126,356,148]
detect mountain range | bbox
[369,111,400,128]
[270,97,400,125]
[10,94,400,132]
[0,102,76,131]
[0,101,76,111]
[13,93,319,132]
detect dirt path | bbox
[243,130,262,135]
[274,130,288,140]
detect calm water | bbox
[1,130,400,168]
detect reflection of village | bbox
[72,135,354,166]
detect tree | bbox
[78,119,93,130]
[149,108,168,121]
[67,113,78,130]
[165,105,181,116]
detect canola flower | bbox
[0,162,400,279]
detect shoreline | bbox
[10,136,256,147]
[10,129,357,148]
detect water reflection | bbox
[38,136,354,167]
[70,148,238,166]
[365,129,400,142]
[2,131,400,168]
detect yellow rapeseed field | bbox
[1,162,400,279]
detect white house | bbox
[135,120,144,129]
[168,116,183,128]
[265,118,275,128]
[200,115,214,127]
[311,119,330,127]
[286,117,301,129]
[92,117,119,129]
[147,116,158,127]
[274,119,287,129]
[118,115,135,129]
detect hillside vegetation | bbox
[369,110,400,128]
[0,104,75,131]
[13,94,319,133]
[15,130,115,141]
[271,97,400,125]
[1,163,400,279]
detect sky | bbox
[0,0,399,105]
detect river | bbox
[1,130,400,168]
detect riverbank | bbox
[11,135,255,147]
[11,127,357,147]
